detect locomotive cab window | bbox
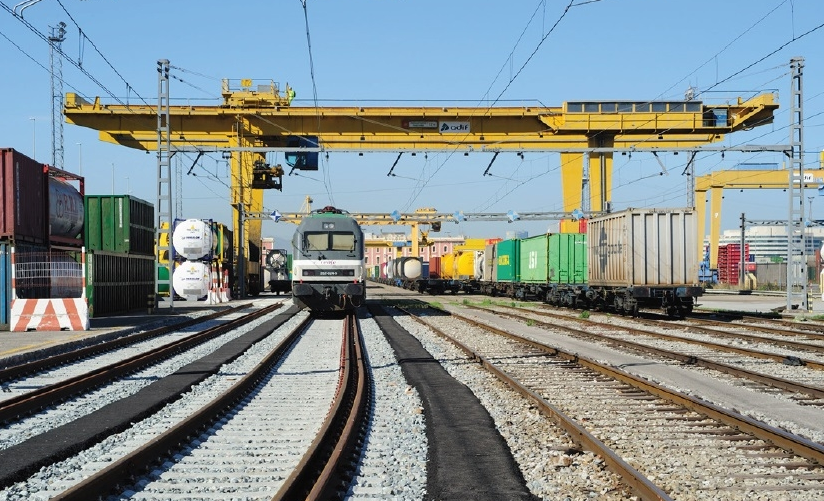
[303,232,356,251]
[331,233,356,251]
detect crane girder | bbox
[63,86,779,267]
[64,92,777,152]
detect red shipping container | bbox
[0,148,47,243]
[429,256,442,278]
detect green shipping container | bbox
[84,195,155,255]
[494,239,520,282]
[519,233,587,284]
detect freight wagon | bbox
[374,208,703,317]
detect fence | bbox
[10,247,88,331]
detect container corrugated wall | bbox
[551,233,587,284]
[495,239,519,282]
[86,251,154,317]
[519,235,550,284]
[84,195,155,255]
[483,243,496,282]
[587,208,698,287]
[519,233,587,284]
[0,149,47,244]
[429,256,441,278]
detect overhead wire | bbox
[54,0,150,106]
[401,0,579,211]
[300,0,335,206]
[1,1,136,107]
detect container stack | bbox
[717,243,750,285]
[1,149,88,330]
[170,218,232,302]
[84,195,155,317]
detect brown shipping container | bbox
[587,208,699,287]
[0,149,47,243]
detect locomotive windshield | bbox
[304,232,356,252]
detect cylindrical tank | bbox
[266,249,288,268]
[266,249,289,280]
[49,178,84,239]
[455,250,476,279]
[393,257,422,280]
[172,261,212,298]
[173,219,215,260]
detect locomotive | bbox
[291,206,366,313]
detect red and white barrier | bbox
[10,246,90,332]
[208,264,221,304]
[10,298,89,331]
[220,268,231,302]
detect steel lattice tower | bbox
[787,57,807,311]
[49,21,66,170]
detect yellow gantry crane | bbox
[63,73,778,291]
[697,168,824,268]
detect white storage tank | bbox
[173,261,212,299]
[173,219,215,260]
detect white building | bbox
[717,225,824,262]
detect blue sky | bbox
[3,0,824,247]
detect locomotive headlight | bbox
[322,222,335,229]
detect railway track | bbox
[0,303,279,422]
[0,309,370,500]
[0,303,254,388]
[467,302,824,407]
[49,313,367,501]
[401,304,824,500]
[0,304,299,493]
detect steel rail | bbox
[0,303,252,382]
[402,307,673,501]
[53,313,312,501]
[692,309,824,334]
[0,303,281,424]
[490,304,824,399]
[629,312,824,350]
[274,312,369,500]
[685,314,824,338]
[502,304,824,370]
[443,307,824,465]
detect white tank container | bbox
[173,219,215,260]
[393,257,422,280]
[173,261,212,298]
